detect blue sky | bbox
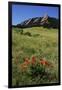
[12,4,59,25]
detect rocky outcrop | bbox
[16,15,59,28]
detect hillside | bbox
[12,26,59,86]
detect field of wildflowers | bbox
[12,27,59,86]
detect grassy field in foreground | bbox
[12,26,59,86]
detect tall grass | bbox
[12,27,58,86]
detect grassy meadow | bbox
[12,26,59,86]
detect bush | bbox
[18,56,50,78]
[24,32,32,36]
[33,34,40,37]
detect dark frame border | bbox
[8,1,61,88]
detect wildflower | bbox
[31,56,36,64]
[40,58,49,66]
[40,59,46,66]
[19,57,31,71]
[19,62,28,72]
[24,57,30,65]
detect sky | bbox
[12,4,59,25]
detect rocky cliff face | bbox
[16,15,59,28]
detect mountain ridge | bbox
[13,15,59,29]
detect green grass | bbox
[12,26,59,86]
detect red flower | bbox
[40,60,45,65]
[40,58,49,66]
[31,56,36,64]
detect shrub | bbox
[33,34,40,37]
[19,56,50,78]
[24,32,32,36]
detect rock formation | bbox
[16,14,59,29]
